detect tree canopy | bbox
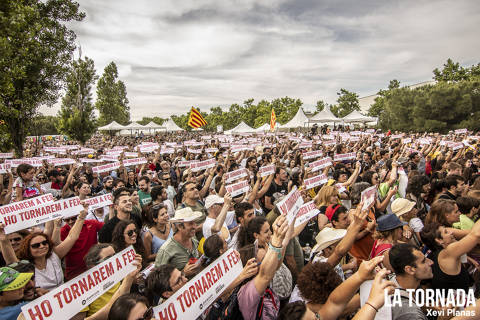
[330,89,360,118]
[95,62,130,126]
[0,0,85,156]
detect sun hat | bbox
[312,227,347,254]
[0,267,33,292]
[171,207,203,223]
[391,198,416,217]
[205,195,224,209]
[376,213,407,232]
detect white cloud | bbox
[39,0,480,120]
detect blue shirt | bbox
[0,301,28,320]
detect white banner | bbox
[225,180,249,197]
[92,162,121,174]
[187,147,202,154]
[303,150,323,160]
[22,246,137,320]
[10,158,44,167]
[294,201,320,227]
[124,152,139,158]
[361,186,377,211]
[84,194,113,211]
[79,158,103,163]
[310,157,333,172]
[205,148,219,153]
[0,163,11,174]
[0,152,14,159]
[390,134,403,139]
[259,164,275,177]
[55,197,85,219]
[275,186,304,224]
[122,157,147,167]
[402,138,412,144]
[153,248,243,320]
[190,159,216,172]
[304,174,328,190]
[48,158,77,166]
[0,194,55,234]
[455,128,468,134]
[224,168,248,184]
[333,153,356,162]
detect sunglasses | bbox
[31,240,49,249]
[126,230,137,237]
[9,237,22,242]
[64,216,77,222]
[136,307,153,320]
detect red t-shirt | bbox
[61,220,104,280]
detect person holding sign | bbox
[203,193,233,243]
[12,164,42,202]
[0,267,34,320]
[0,203,88,290]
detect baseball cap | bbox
[0,267,33,292]
[205,195,224,209]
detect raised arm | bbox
[0,224,19,264]
[256,172,274,199]
[53,205,87,259]
[444,218,480,260]
[211,193,232,234]
[342,161,361,187]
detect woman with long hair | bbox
[143,204,173,262]
[112,220,147,267]
[0,209,88,290]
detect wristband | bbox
[268,242,283,261]
[365,302,378,312]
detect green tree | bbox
[433,59,469,82]
[0,0,85,156]
[368,80,401,117]
[57,56,98,144]
[315,100,328,113]
[331,89,360,118]
[29,115,60,136]
[95,62,130,126]
[138,117,165,125]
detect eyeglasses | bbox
[8,260,30,268]
[9,237,22,242]
[30,240,49,249]
[126,230,137,237]
[136,307,153,320]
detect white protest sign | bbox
[22,246,137,320]
[79,158,103,163]
[275,186,304,224]
[304,174,328,190]
[0,163,11,174]
[333,153,356,162]
[455,128,468,134]
[294,201,320,227]
[205,148,219,153]
[390,134,403,139]
[153,249,243,320]
[99,155,119,162]
[92,162,121,174]
[310,157,333,172]
[225,180,249,197]
[187,147,202,154]
[323,140,336,146]
[124,152,139,158]
[303,150,323,160]
[402,138,412,144]
[10,158,44,168]
[71,148,95,155]
[0,152,14,159]
[178,160,195,168]
[298,142,313,149]
[161,148,175,154]
[123,157,147,167]
[450,142,464,151]
[190,158,216,172]
[259,164,275,177]
[361,186,377,211]
[47,158,76,166]
[335,184,347,194]
[224,168,248,184]
[54,197,84,219]
[84,194,113,211]
[0,194,55,234]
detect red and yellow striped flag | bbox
[188,107,207,128]
[270,108,276,132]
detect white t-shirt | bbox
[202,216,231,243]
[35,252,64,290]
[164,199,175,218]
[409,217,424,233]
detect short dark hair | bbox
[150,185,164,201]
[139,175,150,184]
[84,243,112,268]
[389,243,419,275]
[146,265,176,302]
[113,187,132,204]
[108,293,149,320]
[181,181,196,194]
[234,202,254,223]
[203,234,224,262]
[420,222,443,251]
[331,206,348,223]
[297,262,342,304]
[444,175,464,189]
[278,301,307,320]
[456,197,479,214]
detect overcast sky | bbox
[39,0,480,120]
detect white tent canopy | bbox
[123,122,145,130]
[143,121,165,129]
[254,123,280,132]
[307,106,342,123]
[97,121,125,131]
[163,119,184,132]
[281,107,309,128]
[342,110,377,123]
[225,122,256,134]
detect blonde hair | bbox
[315,185,339,207]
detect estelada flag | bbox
[188,107,207,129]
[270,108,276,132]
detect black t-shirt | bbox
[98,214,142,243]
[263,181,288,212]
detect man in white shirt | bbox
[202,193,232,243]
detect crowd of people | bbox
[1,128,480,320]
